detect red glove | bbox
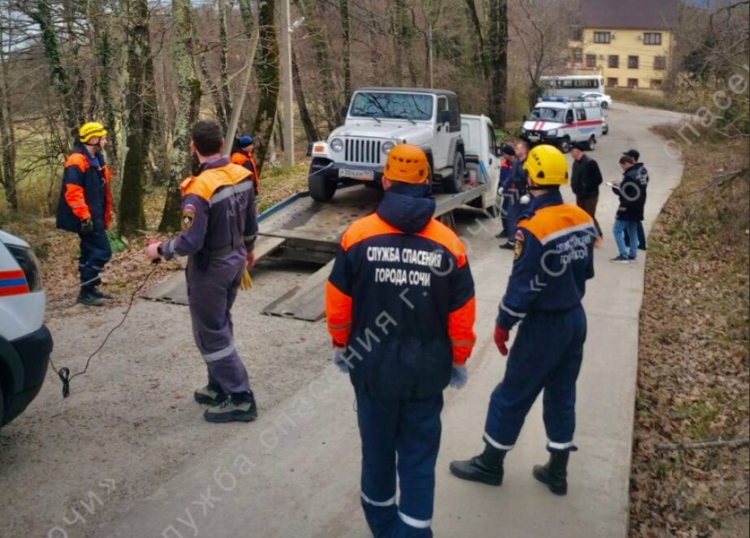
[494,325,510,357]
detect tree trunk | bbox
[218,0,233,125]
[464,0,490,80]
[339,0,352,104]
[292,48,320,144]
[488,0,508,127]
[159,0,202,232]
[90,2,119,167]
[119,0,152,237]
[292,0,339,130]
[0,24,17,212]
[251,0,280,175]
[26,1,79,139]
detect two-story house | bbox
[569,0,680,90]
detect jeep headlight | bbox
[330,138,344,152]
[382,141,396,155]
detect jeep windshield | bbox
[349,92,434,122]
[528,107,566,123]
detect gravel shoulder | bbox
[0,259,330,538]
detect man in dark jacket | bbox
[326,144,477,538]
[146,120,259,424]
[496,145,516,239]
[500,141,529,251]
[611,155,647,264]
[623,149,648,253]
[570,142,604,240]
[56,122,113,307]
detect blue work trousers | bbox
[485,306,587,452]
[357,391,444,538]
[79,229,112,291]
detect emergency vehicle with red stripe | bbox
[522,97,604,154]
[0,230,52,429]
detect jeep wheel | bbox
[443,152,466,194]
[308,159,338,202]
[559,137,572,154]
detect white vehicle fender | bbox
[311,141,332,160]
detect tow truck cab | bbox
[522,97,604,153]
[0,230,53,429]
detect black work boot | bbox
[450,445,507,486]
[92,287,113,300]
[77,289,106,307]
[194,385,228,406]
[204,391,258,424]
[533,451,570,496]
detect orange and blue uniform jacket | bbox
[56,144,112,233]
[497,190,596,331]
[326,182,477,401]
[230,149,259,195]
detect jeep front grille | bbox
[345,138,382,165]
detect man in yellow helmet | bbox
[326,144,477,537]
[450,145,597,497]
[56,122,113,307]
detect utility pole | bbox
[279,0,295,167]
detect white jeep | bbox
[308,88,468,202]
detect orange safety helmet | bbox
[383,144,429,185]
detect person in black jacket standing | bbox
[623,150,648,252]
[611,155,647,264]
[570,143,604,241]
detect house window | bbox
[586,54,597,68]
[654,56,667,70]
[594,32,612,44]
[644,33,663,45]
[572,28,584,41]
[607,77,619,88]
[609,55,620,69]
[628,78,639,89]
[572,48,583,65]
[651,79,664,89]
[628,56,640,69]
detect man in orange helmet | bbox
[56,122,113,307]
[230,135,259,195]
[326,144,477,538]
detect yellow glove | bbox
[240,269,253,291]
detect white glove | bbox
[450,366,468,390]
[333,349,350,374]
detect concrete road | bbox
[89,103,688,538]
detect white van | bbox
[522,97,605,153]
[0,230,52,429]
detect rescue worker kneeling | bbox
[326,144,477,538]
[450,145,597,496]
[146,120,258,424]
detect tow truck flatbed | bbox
[145,182,493,323]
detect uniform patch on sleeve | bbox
[182,206,197,231]
[514,231,525,261]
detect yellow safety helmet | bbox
[384,144,429,184]
[79,122,108,144]
[524,144,569,187]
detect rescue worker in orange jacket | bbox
[326,144,477,538]
[56,122,113,307]
[231,135,259,195]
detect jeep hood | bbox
[330,121,433,142]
